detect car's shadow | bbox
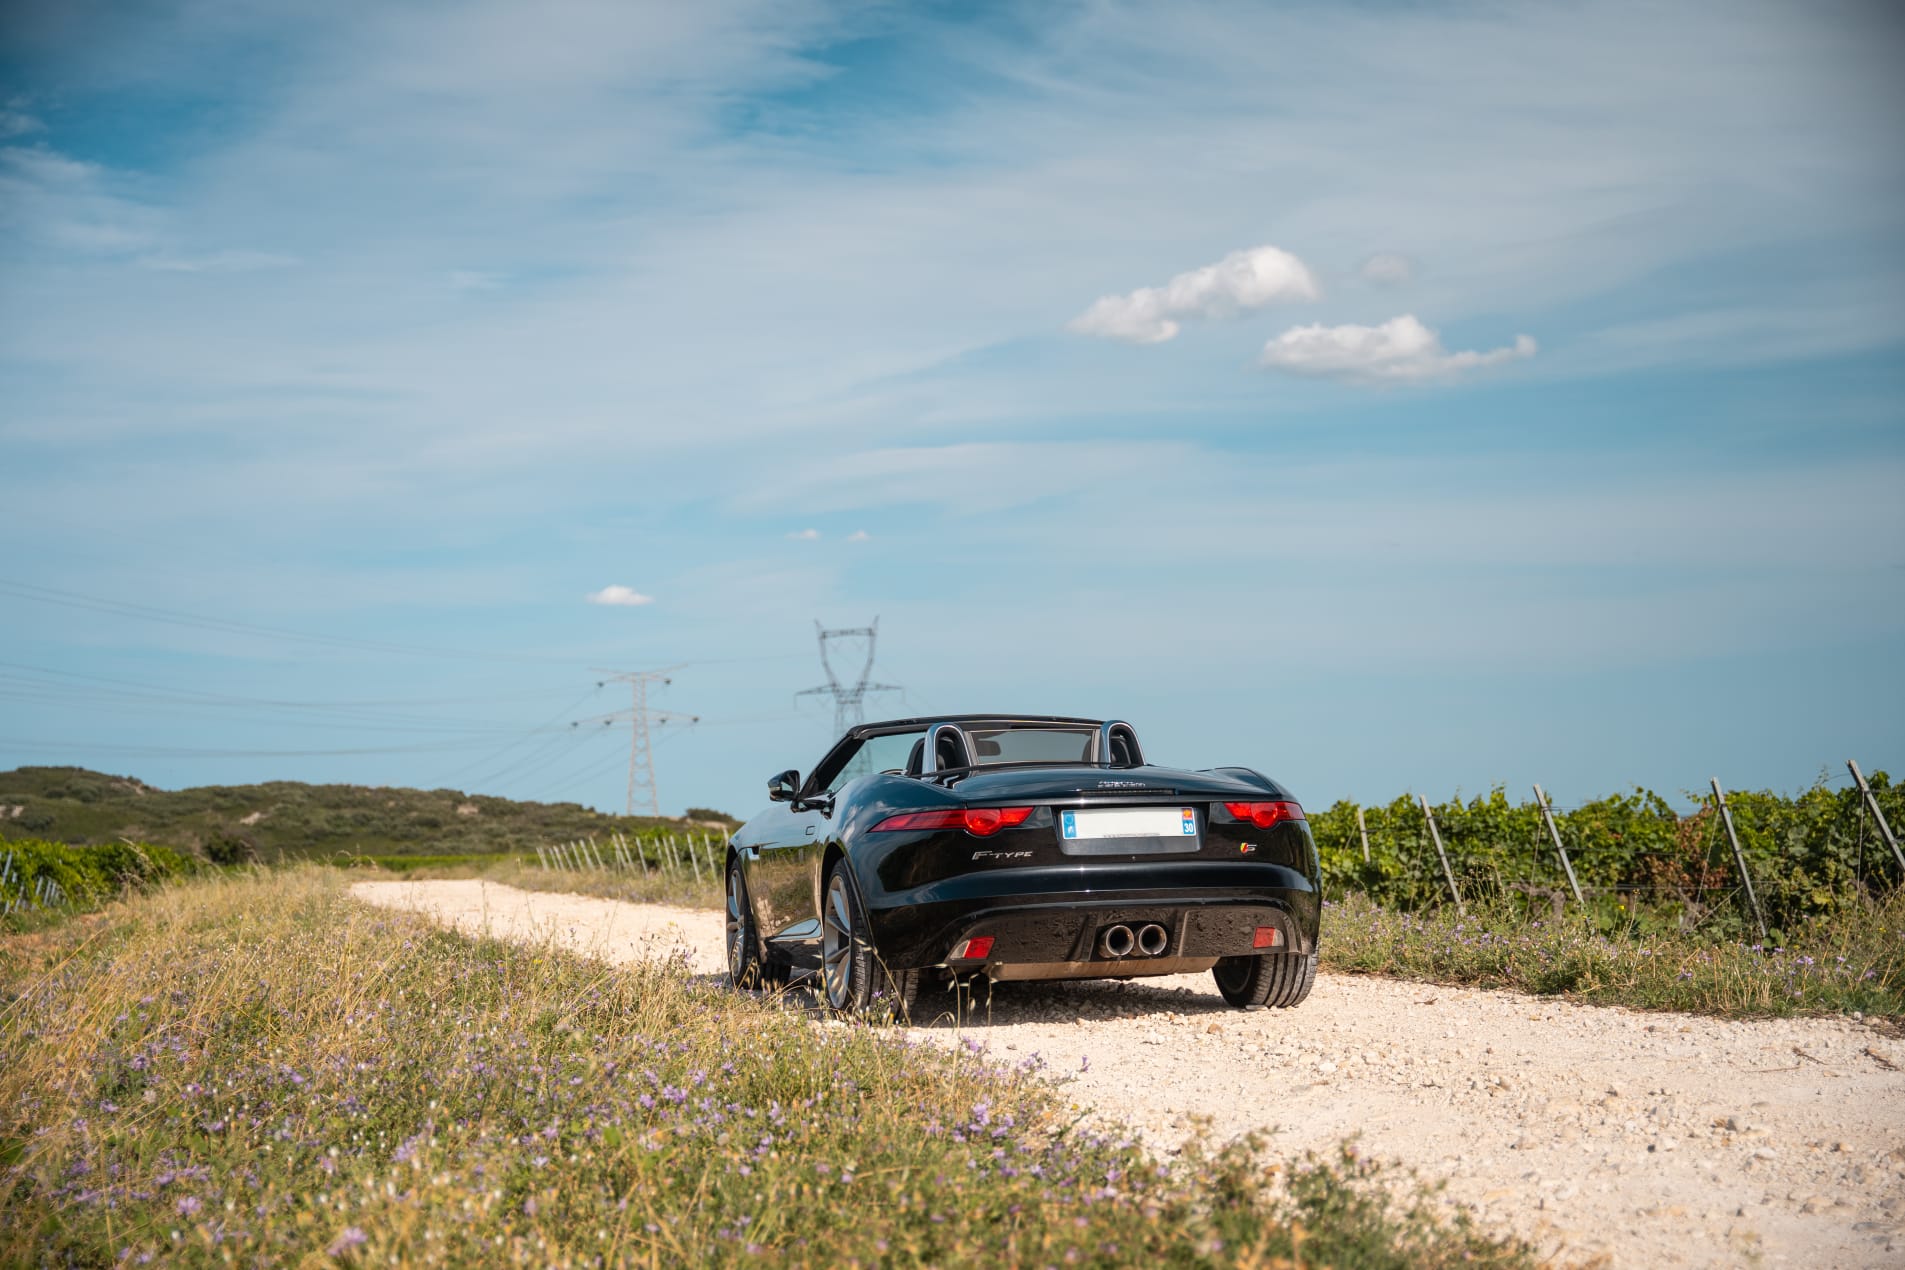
[703,968,1234,1029]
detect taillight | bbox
[1223,800,1305,830]
[870,807,1035,837]
[1252,925,1284,949]
[949,936,994,961]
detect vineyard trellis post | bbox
[1355,807,1371,863]
[1848,760,1904,879]
[1711,778,1767,942]
[1532,784,1585,908]
[1420,796,1466,917]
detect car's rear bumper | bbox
[865,865,1319,972]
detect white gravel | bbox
[353,879,1905,1267]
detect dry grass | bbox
[1,869,1523,1268]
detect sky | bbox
[2,0,1902,819]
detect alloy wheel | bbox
[821,872,854,1009]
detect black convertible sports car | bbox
[725,715,1320,1021]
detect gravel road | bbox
[353,879,1905,1267]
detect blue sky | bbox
[2,0,1901,818]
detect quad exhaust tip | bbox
[1136,923,1168,957]
[1100,924,1135,958]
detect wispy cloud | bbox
[846,529,870,542]
[1359,252,1415,286]
[139,249,297,273]
[1068,246,1320,344]
[585,585,653,606]
[787,528,821,540]
[1259,315,1536,384]
[449,270,505,291]
[0,109,42,139]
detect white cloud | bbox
[449,269,505,291]
[1259,314,1536,384]
[1068,245,1321,344]
[1359,252,1415,286]
[787,528,821,540]
[0,110,42,139]
[585,584,653,606]
[846,529,870,542]
[140,249,298,273]
[746,441,1199,516]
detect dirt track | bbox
[352,879,1905,1267]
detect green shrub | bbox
[202,830,257,867]
[0,838,198,918]
[1311,772,1903,936]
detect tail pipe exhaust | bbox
[1099,924,1135,958]
[1136,923,1169,957]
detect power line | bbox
[596,668,697,816]
[796,618,901,736]
[0,577,815,672]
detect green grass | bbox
[1321,889,1905,1019]
[1,870,1524,1268]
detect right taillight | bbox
[1223,800,1305,830]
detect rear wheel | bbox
[821,865,929,1022]
[1213,952,1316,1010]
[725,859,763,990]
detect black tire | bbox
[725,858,764,990]
[820,864,930,1022]
[1212,952,1316,1010]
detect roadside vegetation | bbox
[1,870,1522,1268]
[476,854,725,910]
[1310,772,1902,938]
[1320,889,1904,1019]
[0,837,199,931]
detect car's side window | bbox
[812,731,926,795]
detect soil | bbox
[352,879,1905,1267]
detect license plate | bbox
[1060,807,1198,841]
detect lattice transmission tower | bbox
[596,667,696,816]
[797,619,901,735]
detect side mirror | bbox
[768,769,800,802]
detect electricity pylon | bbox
[595,667,696,816]
[797,619,901,735]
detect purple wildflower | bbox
[326,1228,368,1257]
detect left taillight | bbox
[870,807,1035,837]
[1223,800,1306,830]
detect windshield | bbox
[963,726,1097,766]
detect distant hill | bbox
[0,766,735,861]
